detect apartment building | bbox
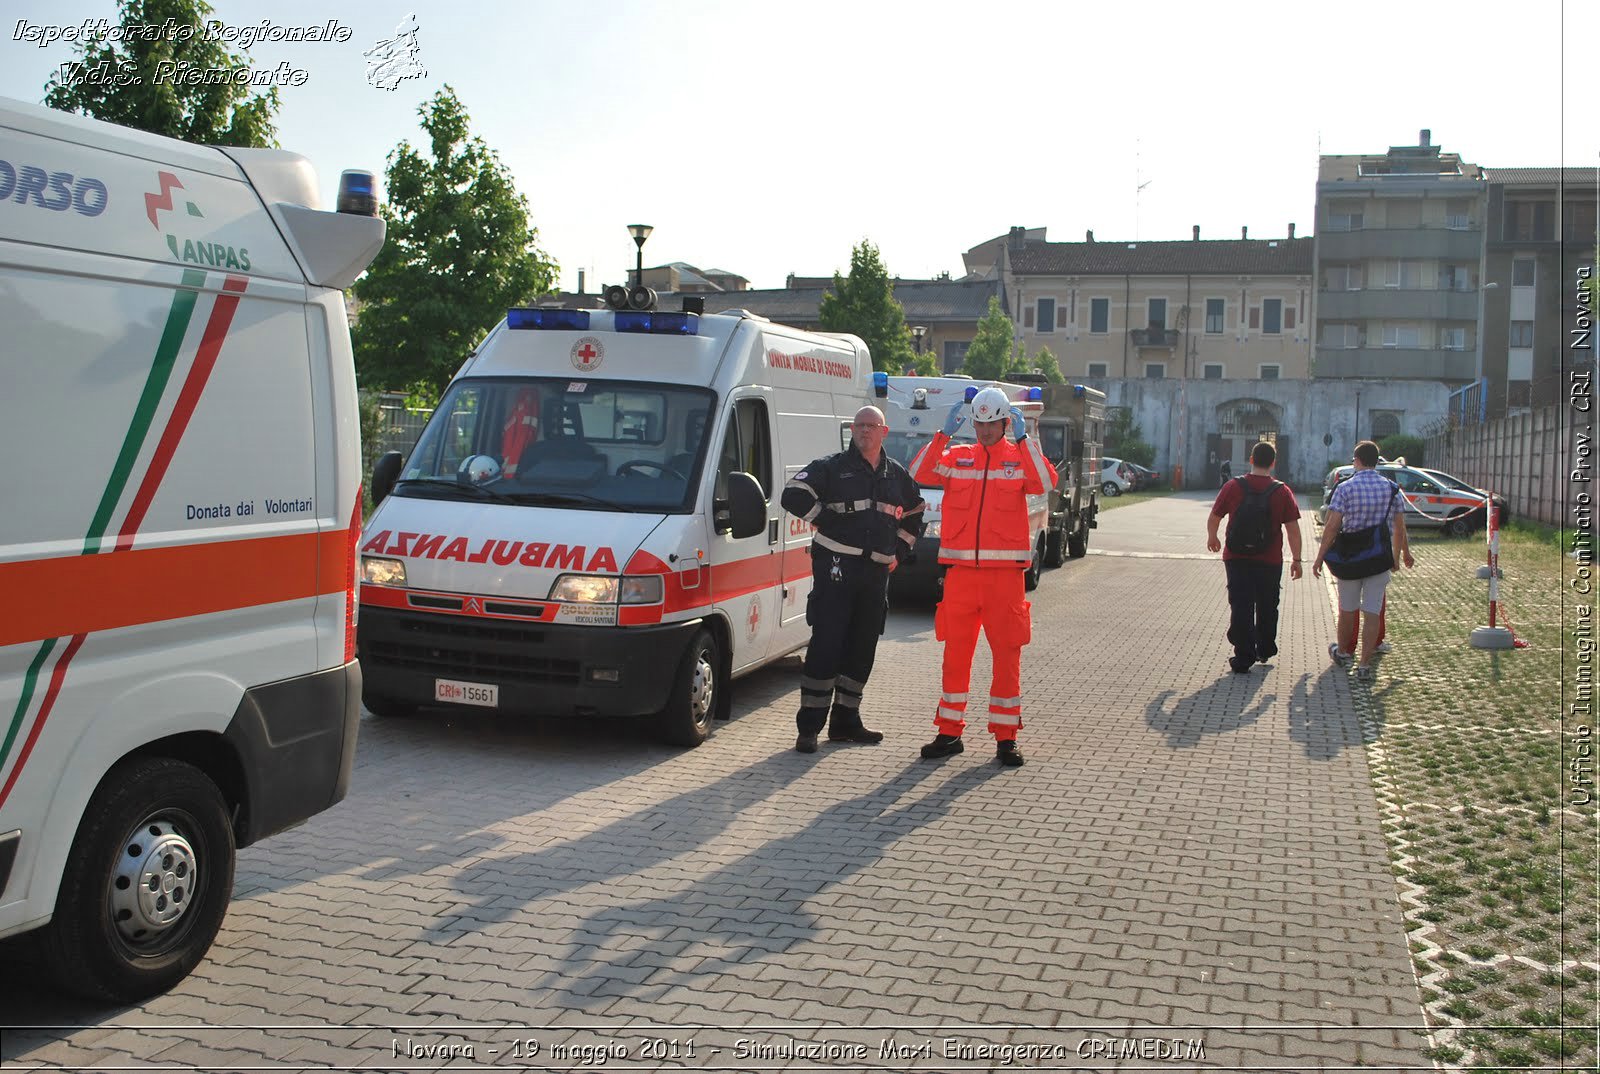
[1479,167,1599,413]
[983,226,1314,380]
[1312,130,1487,384]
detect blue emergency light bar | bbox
[508,308,591,331]
[1026,387,1043,402]
[1073,385,1086,397]
[872,371,888,397]
[613,311,699,335]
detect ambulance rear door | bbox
[710,389,783,673]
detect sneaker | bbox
[1328,643,1353,667]
[1355,665,1374,683]
[920,733,964,759]
[996,741,1025,767]
[1375,642,1393,654]
[827,724,884,744]
[794,733,818,754]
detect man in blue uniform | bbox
[781,406,926,753]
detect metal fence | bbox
[1422,404,1576,526]
[363,395,432,470]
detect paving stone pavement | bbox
[0,492,1431,1072]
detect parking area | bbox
[1,493,1429,1070]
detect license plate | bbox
[434,678,499,708]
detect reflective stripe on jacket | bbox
[780,443,925,563]
[911,431,1056,568]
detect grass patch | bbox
[1328,517,1597,1070]
[1096,488,1179,511]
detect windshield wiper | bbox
[394,478,522,505]
[510,490,636,512]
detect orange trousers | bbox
[933,566,1031,741]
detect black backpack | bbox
[1225,476,1282,555]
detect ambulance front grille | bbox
[363,612,581,685]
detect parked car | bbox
[1317,462,1492,536]
[1417,467,1512,525]
[1128,463,1163,490]
[1100,456,1134,496]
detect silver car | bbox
[1318,463,1491,536]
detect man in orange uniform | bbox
[910,385,1057,767]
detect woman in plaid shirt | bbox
[1312,440,1415,680]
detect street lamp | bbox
[911,325,927,353]
[627,224,653,288]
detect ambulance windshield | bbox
[395,377,716,513]
[883,429,976,489]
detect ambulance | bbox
[874,375,1049,596]
[0,97,382,999]
[357,307,876,746]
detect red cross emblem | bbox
[746,596,761,637]
[571,336,604,371]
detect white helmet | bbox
[970,385,1011,423]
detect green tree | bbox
[352,86,557,396]
[43,0,279,147]
[1032,346,1066,384]
[1105,407,1155,467]
[960,296,1017,381]
[817,240,915,373]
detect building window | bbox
[1087,361,1108,377]
[1384,261,1422,289]
[1324,264,1362,291]
[1445,199,1471,229]
[1440,264,1475,291]
[1320,323,1360,349]
[1382,325,1422,348]
[1205,298,1224,333]
[1056,303,1068,329]
[1328,203,1363,231]
[1089,298,1109,334]
[1370,411,1402,440]
[1259,365,1281,380]
[942,340,971,373]
[1511,259,1535,287]
[1036,297,1055,334]
[1147,297,1166,329]
[1509,321,1534,348]
[1203,363,1224,379]
[1505,201,1555,242]
[1262,299,1282,334]
[1441,327,1467,351]
[1144,362,1165,379]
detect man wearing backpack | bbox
[1206,441,1304,673]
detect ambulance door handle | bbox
[767,518,779,544]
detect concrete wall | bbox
[1080,377,1452,489]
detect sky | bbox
[2,0,1597,294]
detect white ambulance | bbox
[358,307,875,746]
[0,98,382,999]
[875,375,1049,595]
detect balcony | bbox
[1130,327,1179,347]
[1313,347,1479,380]
[1315,288,1479,321]
[1317,227,1482,261]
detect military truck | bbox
[1017,379,1105,564]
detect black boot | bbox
[920,733,964,759]
[997,740,1025,767]
[794,733,818,754]
[828,722,884,744]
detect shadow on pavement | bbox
[1145,672,1275,749]
[1286,667,1379,760]
[530,760,1001,1006]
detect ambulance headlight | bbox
[923,519,941,539]
[549,574,665,604]
[361,556,407,587]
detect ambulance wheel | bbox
[1043,527,1066,568]
[1067,524,1089,559]
[41,757,234,1003]
[1024,535,1044,591]
[661,627,721,747]
[363,693,419,718]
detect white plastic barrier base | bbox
[1470,625,1516,650]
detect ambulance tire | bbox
[1024,535,1044,591]
[42,757,235,1003]
[1067,524,1089,559]
[1043,526,1066,568]
[660,627,721,747]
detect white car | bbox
[1100,456,1133,496]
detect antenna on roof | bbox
[1135,139,1152,241]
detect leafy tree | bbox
[1377,434,1425,467]
[1032,346,1066,384]
[43,0,279,147]
[960,296,1017,381]
[817,240,915,373]
[352,86,557,396]
[1105,407,1155,467]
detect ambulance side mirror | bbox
[371,451,403,507]
[720,471,766,539]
